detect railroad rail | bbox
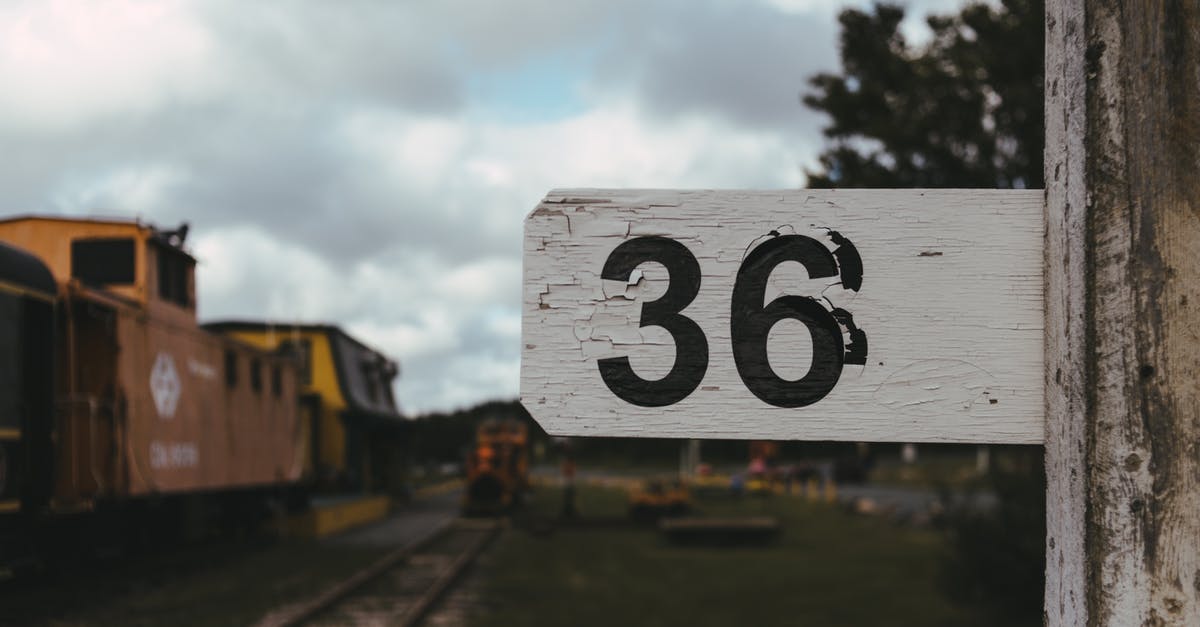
[256,518,501,627]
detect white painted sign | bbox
[149,352,181,419]
[521,189,1044,443]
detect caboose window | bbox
[361,363,379,403]
[251,358,263,393]
[224,350,237,388]
[0,295,20,428]
[71,238,135,286]
[271,365,281,398]
[279,339,312,385]
[156,246,191,308]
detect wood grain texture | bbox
[1044,0,1089,623]
[1046,0,1200,624]
[1087,1,1200,624]
[522,189,1044,443]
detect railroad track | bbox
[257,518,501,627]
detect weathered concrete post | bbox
[1044,1,1200,625]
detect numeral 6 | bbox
[598,234,866,408]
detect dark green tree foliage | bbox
[804,2,1045,621]
[939,449,1046,623]
[407,400,547,465]
[803,0,1043,189]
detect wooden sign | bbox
[522,189,1044,443]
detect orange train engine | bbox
[462,419,528,516]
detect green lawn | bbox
[868,454,982,490]
[474,484,1013,627]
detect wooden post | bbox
[1045,1,1200,625]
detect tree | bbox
[803,2,1046,621]
[803,0,1043,189]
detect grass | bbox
[473,484,1012,627]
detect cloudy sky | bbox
[0,0,969,414]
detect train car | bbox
[0,216,303,562]
[463,418,529,515]
[201,322,406,496]
[0,241,56,561]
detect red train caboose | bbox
[0,216,303,563]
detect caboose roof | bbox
[203,320,403,422]
[203,321,393,362]
[0,214,144,228]
[0,212,147,231]
[0,214,196,261]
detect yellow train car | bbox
[203,322,405,494]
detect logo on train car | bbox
[149,441,198,469]
[150,352,181,419]
[187,357,218,381]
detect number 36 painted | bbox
[597,233,868,409]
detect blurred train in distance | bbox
[462,418,528,515]
[203,322,407,500]
[0,216,302,567]
[0,215,409,569]
[0,240,57,530]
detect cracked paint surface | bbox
[522,188,1044,443]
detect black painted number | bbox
[731,235,844,408]
[597,237,709,407]
[598,232,866,409]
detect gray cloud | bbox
[591,1,839,134]
[0,0,972,414]
[197,2,466,114]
